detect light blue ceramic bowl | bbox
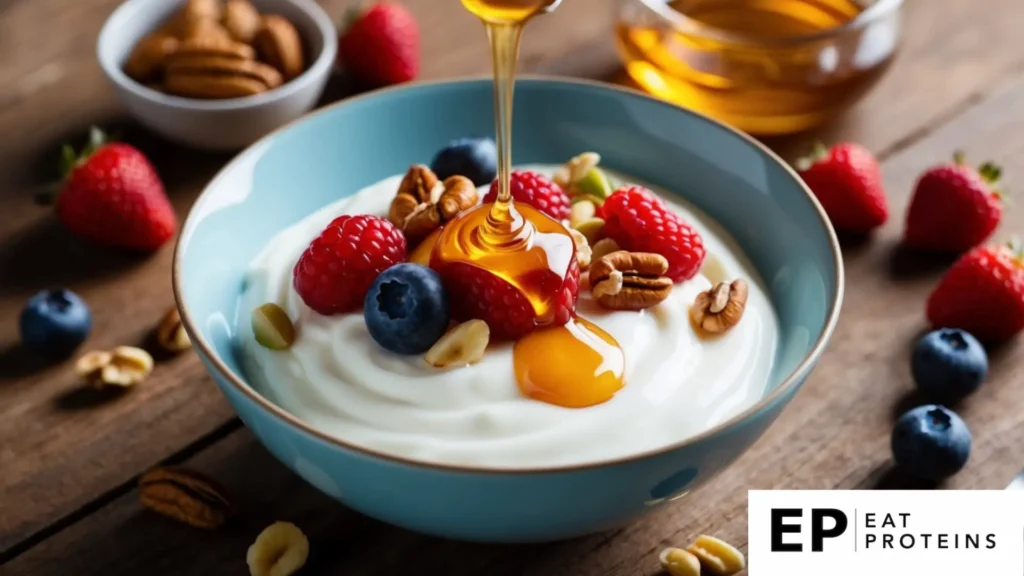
[173,77,843,543]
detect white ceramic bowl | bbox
[97,0,337,150]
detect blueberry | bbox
[19,289,92,358]
[364,264,450,355]
[891,405,972,481]
[911,328,988,402]
[430,137,498,186]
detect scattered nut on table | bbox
[425,320,490,368]
[156,306,191,353]
[389,165,478,247]
[139,466,234,529]
[247,521,309,576]
[687,534,746,575]
[659,547,702,576]
[75,346,154,388]
[690,279,748,335]
[589,250,673,311]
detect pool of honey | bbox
[616,0,895,134]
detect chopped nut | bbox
[574,217,606,245]
[156,306,191,353]
[247,522,310,576]
[659,547,702,576]
[76,346,154,388]
[590,237,621,262]
[553,151,600,189]
[223,0,261,43]
[124,33,180,82]
[569,228,592,269]
[252,303,296,350]
[389,165,477,246]
[425,320,489,368]
[569,199,596,228]
[589,251,673,311]
[690,280,748,335]
[254,15,305,79]
[687,535,746,575]
[139,466,234,529]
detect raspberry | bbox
[483,170,571,220]
[602,186,706,282]
[438,257,580,340]
[293,215,407,315]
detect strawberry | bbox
[44,127,176,252]
[482,170,571,221]
[904,152,1004,253]
[927,241,1024,342]
[601,185,705,282]
[293,214,407,315]
[338,2,420,87]
[794,142,888,234]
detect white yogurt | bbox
[238,166,779,468]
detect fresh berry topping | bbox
[48,127,176,252]
[891,405,972,481]
[363,263,451,354]
[601,185,706,282]
[19,289,92,358]
[431,137,498,187]
[437,258,580,341]
[911,328,988,403]
[904,152,1003,253]
[293,215,407,315]
[926,242,1024,342]
[795,142,888,234]
[338,2,420,87]
[483,170,571,221]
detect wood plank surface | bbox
[4,0,1024,571]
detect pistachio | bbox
[569,199,596,229]
[690,280,748,335]
[553,151,600,189]
[156,306,191,353]
[590,237,621,262]
[659,547,702,576]
[252,303,296,350]
[554,152,612,200]
[425,320,489,368]
[574,217,606,245]
[223,0,261,43]
[247,521,309,576]
[139,466,234,529]
[589,251,673,311]
[569,228,592,269]
[687,535,746,575]
[254,15,304,79]
[75,346,154,388]
[574,166,613,199]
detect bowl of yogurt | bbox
[174,77,843,542]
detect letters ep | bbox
[770,508,848,552]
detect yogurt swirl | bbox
[238,166,779,468]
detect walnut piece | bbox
[139,466,234,529]
[156,306,192,353]
[589,251,673,311]
[247,522,310,576]
[75,346,154,388]
[389,165,478,247]
[690,279,748,335]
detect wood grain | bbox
[4,0,1024,570]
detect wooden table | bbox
[4,0,1024,573]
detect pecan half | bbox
[690,279,748,335]
[165,73,267,98]
[124,33,180,82]
[161,13,232,42]
[254,15,305,79]
[389,165,478,246]
[166,55,282,88]
[174,35,255,61]
[139,466,235,529]
[589,251,673,311]
[223,0,261,43]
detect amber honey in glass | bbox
[616,0,903,135]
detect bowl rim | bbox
[632,0,904,47]
[172,75,845,475]
[96,0,338,111]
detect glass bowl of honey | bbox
[615,0,903,135]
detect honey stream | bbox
[429,0,625,408]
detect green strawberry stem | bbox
[952,150,1006,202]
[793,141,830,172]
[35,126,113,206]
